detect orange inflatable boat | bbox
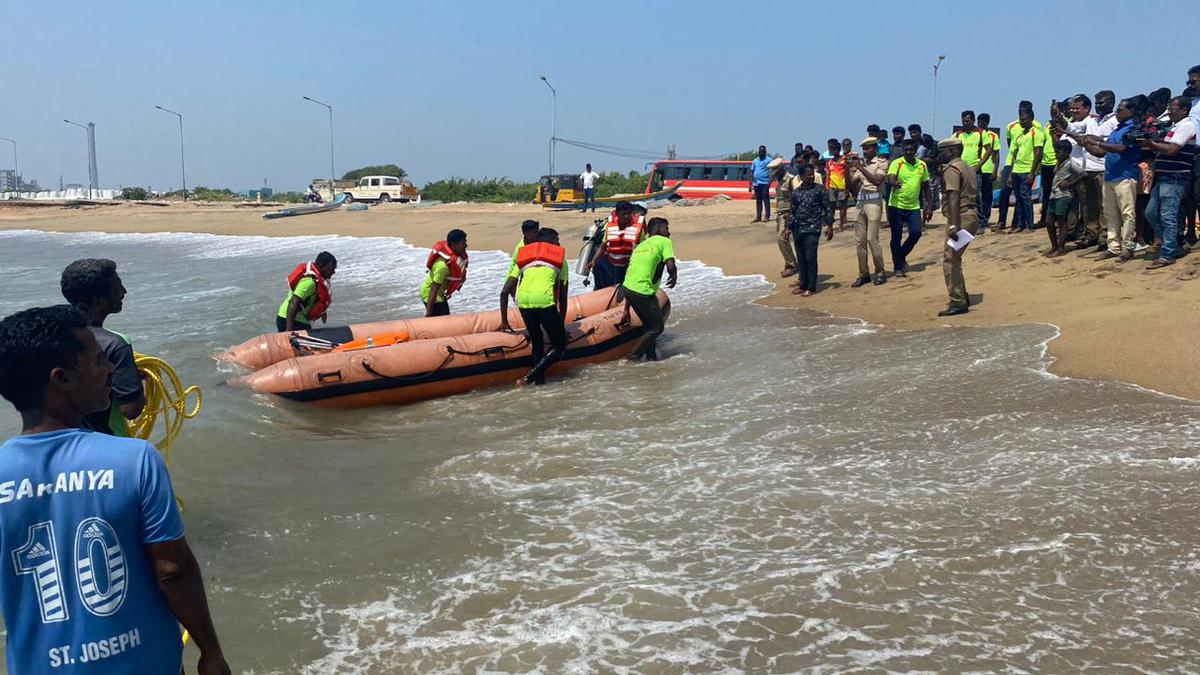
[238,291,669,408]
[219,287,626,371]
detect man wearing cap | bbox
[771,157,800,277]
[846,137,889,286]
[937,137,980,316]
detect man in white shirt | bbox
[1138,96,1197,268]
[580,163,601,213]
[1059,94,1106,249]
[1094,90,1118,136]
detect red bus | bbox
[645,160,775,200]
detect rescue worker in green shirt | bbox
[499,228,569,386]
[955,110,999,230]
[60,258,146,436]
[507,219,540,299]
[278,251,337,332]
[620,217,677,361]
[421,229,469,317]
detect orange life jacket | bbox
[287,262,331,320]
[516,242,566,273]
[603,212,645,265]
[426,241,468,298]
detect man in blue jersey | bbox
[0,305,229,675]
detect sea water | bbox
[1,230,1199,673]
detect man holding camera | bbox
[1138,96,1197,269]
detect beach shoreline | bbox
[3,199,1198,400]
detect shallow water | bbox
[1,230,1199,673]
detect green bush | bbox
[270,191,305,203]
[421,177,538,203]
[341,164,407,182]
[119,187,148,200]
[594,170,649,197]
[189,186,241,202]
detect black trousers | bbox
[276,316,312,332]
[519,306,567,384]
[626,289,664,360]
[754,183,771,220]
[792,230,821,291]
[428,301,450,316]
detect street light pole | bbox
[303,96,335,200]
[64,119,98,199]
[154,106,187,201]
[932,54,946,137]
[539,75,557,175]
[0,137,15,193]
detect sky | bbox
[1,1,1195,192]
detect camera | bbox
[1125,122,1169,144]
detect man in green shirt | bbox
[500,228,569,386]
[1005,107,1045,232]
[421,229,468,317]
[956,110,999,230]
[620,217,677,361]
[997,101,1043,230]
[976,113,1001,227]
[886,139,933,276]
[506,219,540,300]
[277,251,337,332]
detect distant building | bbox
[246,188,274,199]
[0,169,18,192]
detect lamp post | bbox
[539,75,557,175]
[154,106,187,201]
[63,119,98,199]
[932,54,946,137]
[302,96,335,200]
[0,137,15,193]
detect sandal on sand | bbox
[1146,259,1174,270]
[801,290,815,297]
[781,267,797,278]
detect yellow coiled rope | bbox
[126,353,202,647]
[127,353,203,465]
[126,354,202,506]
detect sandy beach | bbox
[3,199,1198,400]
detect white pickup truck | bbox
[342,176,420,204]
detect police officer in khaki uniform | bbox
[771,157,801,278]
[845,137,890,286]
[936,137,980,316]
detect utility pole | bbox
[155,106,187,201]
[64,119,98,198]
[539,75,557,175]
[302,96,335,200]
[932,55,946,137]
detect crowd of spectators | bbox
[764,64,1200,312]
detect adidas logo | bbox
[83,524,103,540]
[26,543,50,559]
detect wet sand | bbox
[3,199,1198,400]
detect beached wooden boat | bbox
[261,194,346,220]
[540,181,681,211]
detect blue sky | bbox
[1,1,1194,192]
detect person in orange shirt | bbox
[824,138,848,229]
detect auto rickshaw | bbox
[534,174,584,205]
